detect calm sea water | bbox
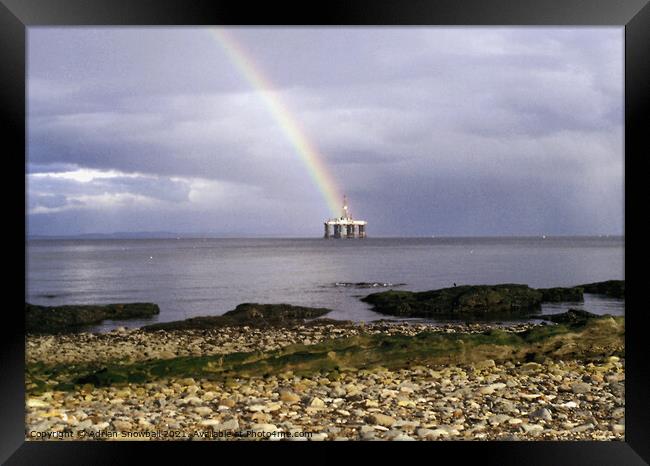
[26,237,624,332]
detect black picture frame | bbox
[2,0,648,464]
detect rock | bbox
[540,309,599,325]
[200,419,221,427]
[521,423,544,435]
[530,408,553,421]
[26,398,49,408]
[488,414,511,426]
[609,382,625,397]
[142,303,331,331]
[252,412,271,423]
[251,423,280,433]
[279,390,300,403]
[571,423,594,433]
[611,424,625,434]
[112,420,133,431]
[578,280,624,299]
[193,406,213,416]
[309,397,326,408]
[369,414,397,427]
[520,362,543,372]
[67,316,624,389]
[537,287,584,303]
[361,284,543,317]
[25,302,160,334]
[183,396,203,406]
[560,401,579,409]
[571,382,592,394]
[266,402,282,412]
[219,398,236,408]
[219,418,239,430]
[480,383,507,395]
[474,360,496,371]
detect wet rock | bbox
[578,280,624,299]
[142,303,331,331]
[539,309,599,325]
[25,302,160,334]
[361,284,543,317]
[537,287,584,303]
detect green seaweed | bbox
[25,316,624,393]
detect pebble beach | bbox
[25,321,625,441]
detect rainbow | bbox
[209,28,342,218]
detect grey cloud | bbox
[26,27,623,236]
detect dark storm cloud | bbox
[27,27,623,236]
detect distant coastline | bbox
[26,233,626,241]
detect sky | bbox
[27,27,624,237]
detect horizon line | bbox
[26,233,626,240]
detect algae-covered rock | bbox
[25,303,159,334]
[142,303,331,331]
[361,284,543,317]
[538,309,599,325]
[29,315,622,391]
[538,287,584,303]
[578,280,625,299]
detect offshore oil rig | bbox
[324,195,367,239]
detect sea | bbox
[26,236,625,333]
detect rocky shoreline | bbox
[26,316,624,441]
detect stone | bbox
[219,398,236,408]
[571,382,592,394]
[488,414,511,426]
[474,360,496,371]
[530,408,553,421]
[200,419,221,427]
[520,362,543,372]
[26,398,49,408]
[560,401,578,409]
[521,423,544,435]
[193,406,213,416]
[611,424,625,434]
[219,418,239,430]
[279,391,300,403]
[252,412,272,423]
[309,397,326,408]
[369,413,397,427]
[112,420,133,431]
